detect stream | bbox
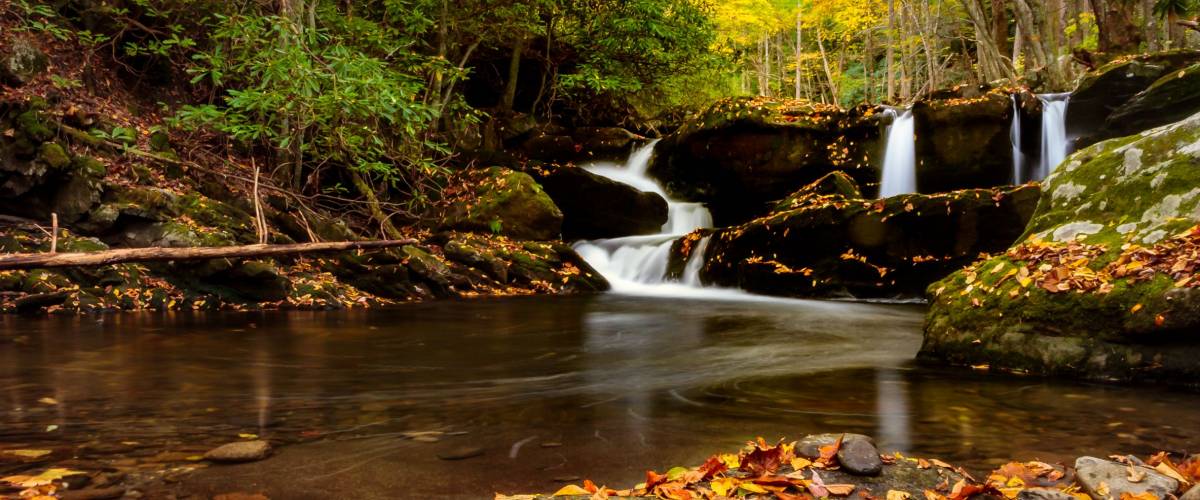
[2,296,1199,498]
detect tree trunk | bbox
[501,38,525,112]
[886,0,896,101]
[963,0,1013,82]
[350,171,405,240]
[1092,0,1142,53]
[990,0,1010,58]
[0,240,419,271]
[795,2,803,100]
[816,30,839,102]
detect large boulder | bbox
[441,167,563,241]
[648,97,883,226]
[698,174,1040,299]
[530,163,668,240]
[1097,63,1200,140]
[1069,50,1200,142]
[912,91,1015,193]
[921,110,1200,384]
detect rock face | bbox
[1069,51,1200,142]
[441,167,564,240]
[921,110,1200,384]
[912,92,1015,193]
[529,163,668,239]
[1098,63,1200,140]
[649,97,883,225]
[1073,457,1178,500]
[700,174,1041,299]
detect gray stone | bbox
[1074,456,1178,500]
[0,38,49,86]
[204,440,272,463]
[836,438,884,476]
[1180,486,1200,500]
[1018,488,1076,500]
[796,433,875,459]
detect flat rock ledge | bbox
[203,440,272,463]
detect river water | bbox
[2,296,1198,498]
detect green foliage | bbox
[1154,0,1197,19]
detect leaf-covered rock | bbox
[921,110,1200,385]
[1069,50,1200,142]
[441,167,563,241]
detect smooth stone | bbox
[1181,486,1200,500]
[436,446,484,461]
[796,433,875,459]
[1018,488,1076,500]
[204,441,272,463]
[1074,456,1178,500]
[836,438,883,476]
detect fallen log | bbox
[0,240,418,270]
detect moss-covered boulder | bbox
[529,163,668,240]
[1068,50,1200,141]
[1097,63,1200,141]
[921,110,1200,384]
[648,97,883,225]
[772,171,863,212]
[912,91,1017,193]
[700,174,1040,299]
[0,38,49,87]
[442,167,563,240]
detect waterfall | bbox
[878,108,917,198]
[1010,94,1025,184]
[572,141,719,294]
[1037,93,1071,181]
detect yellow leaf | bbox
[999,487,1023,499]
[553,485,591,496]
[38,397,58,405]
[720,453,741,470]
[711,477,738,497]
[1131,304,1143,314]
[888,490,913,500]
[1154,463,1189,485]
[3,449,51,458]
[827,484,856,496]
[739,482,768,494]
[1,468,86,488]
[791,457,813,470]
[238,433,259,439]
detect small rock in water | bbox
[836,438,883,476]
[796,433,875,459]
[1074,456,1178,500]
[204,440,272,463]
[1180,486,1200,500]
[436,446,484,461]
[1018,488,1077,500]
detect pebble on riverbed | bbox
[1074,456,1179,500]
[796,433,883,476]
[203,441,272,463]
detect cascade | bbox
[572,141,718,294]
[1037,93,1071,181]
[878,108,917,198]
[1010,94,1025,184]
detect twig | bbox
[50,213,57,254]
[0,240,419,271]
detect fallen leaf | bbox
[3,450,51,459]
[0,468,86,488]
[38,397,58,406]
[553,484,591,497]
[1127,466,1146,483]
[888,490,913,500]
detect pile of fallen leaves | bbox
[1005,238,1111,294]
[1108,226,1200,288]
[497,438,1200,500]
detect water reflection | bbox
[0,296,1197,494]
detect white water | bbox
[1010,94,1025,184]
[1037,93,1071,181]
[878,108,917,198]
[573,142,762,299]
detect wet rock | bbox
[520,134,577,162]
[440,167,563,241]
[203,440,272,463]
[1018,488,1077,500]
[1181,486,1200,500]
[530,163,668,239]
[0,37,49,86]
[836,438,884,476]
[912,92,1015,193]
[1069,51,1200,141]
[649,97,882,225]
[1073,456,1178,500]
[703,181,1040,299]
[772,171,862,212]
[14,291,70,313]
[436,446,485,461]
[444,239,509,282]
[1098,63,1200,141]
[572,127,642,161]
[810,457,965,498]
[796,433,875,459]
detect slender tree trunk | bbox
[963,0,1013,82]
[1143,0,1159,51]
[886,0,896,101]
[991,0,1010,58]
[501,38,525,112]
[816,30,839,102]
[795,2,802,99]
